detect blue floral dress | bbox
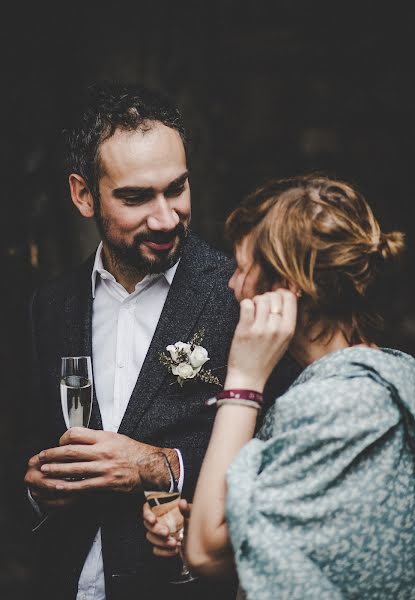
[226,348,415,599]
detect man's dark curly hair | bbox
[64,81,187,201]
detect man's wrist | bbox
[162,448,180,488]
[27,487,45,518]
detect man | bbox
[23,82,295,600]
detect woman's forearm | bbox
[185,374,260,576]
[185,291,295,576]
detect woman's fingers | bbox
[252,294,271,330]
[268,290,284,318]
[277,289,297,337]
[238,298,255,328]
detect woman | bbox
[144,175,415,599]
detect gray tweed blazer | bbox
[24,232,297,600]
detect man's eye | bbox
[165,185,185,198]
[122,197,148,205]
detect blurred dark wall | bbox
[1,2,414,597]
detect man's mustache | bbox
[134,223,188,245]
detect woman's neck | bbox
[289,325,366,369]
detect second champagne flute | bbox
[139,452,196,584]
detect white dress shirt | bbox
[75,243,183,600]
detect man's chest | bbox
[91,283,171,431]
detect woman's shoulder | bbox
[260,347,415,439]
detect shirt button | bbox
[117,362,124,368]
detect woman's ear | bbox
[288,281,303,298]
[69,174,95,218]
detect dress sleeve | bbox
[226,376,405,600]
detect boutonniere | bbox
[159,328,221,388]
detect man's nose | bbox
[147,195,180,231]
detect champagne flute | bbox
[60,356,93,429]
[139,452,196,584]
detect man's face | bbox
[94,122,191,276]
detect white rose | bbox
[189,345,209,368]
[172,362,197,379]
[175,342,192,355]
[166,342,191,363]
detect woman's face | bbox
[228,235,265,302]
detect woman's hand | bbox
[225,289,297,391]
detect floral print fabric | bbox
[226,348,415,599]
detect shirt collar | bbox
[91,241,179,298]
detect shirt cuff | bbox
[27,487,43,518]
[173,448,184,493]
[27,488,49,532]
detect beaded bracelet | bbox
[206,389,263,411]
[216,398,262,411]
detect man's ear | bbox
[69,174,95,218]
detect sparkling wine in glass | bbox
[139,452,196,584]
[60,356,93,429]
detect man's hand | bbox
[143,499,191,557]
[24,453,79,511]
[34,427,178,494]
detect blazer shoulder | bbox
[187,232,235,274]
[32,254,95,307]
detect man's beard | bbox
[96,215,189,276]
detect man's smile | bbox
[142,239,175,252]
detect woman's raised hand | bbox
[225,289,297,391]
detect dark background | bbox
[1,2,414,598]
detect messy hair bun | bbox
[377,231,405,261]
[226,174,405,344]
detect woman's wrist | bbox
[224,370,265,393]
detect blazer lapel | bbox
[118,235,219,437]
[63,256,103,430]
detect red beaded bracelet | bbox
[216,389,263,403]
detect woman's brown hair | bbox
[226,175,405,344]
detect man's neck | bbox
[101,245,146,293]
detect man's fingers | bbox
[28,454,42,468]
[54,476,108,492]
[26,474,70,492]
[152,546,179,558]
[40,461,104,477]
[38,445,96,463]
[143,519,170,538]
[142,502,156,526]
[59,427,100,446]
[146,531,177,548]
